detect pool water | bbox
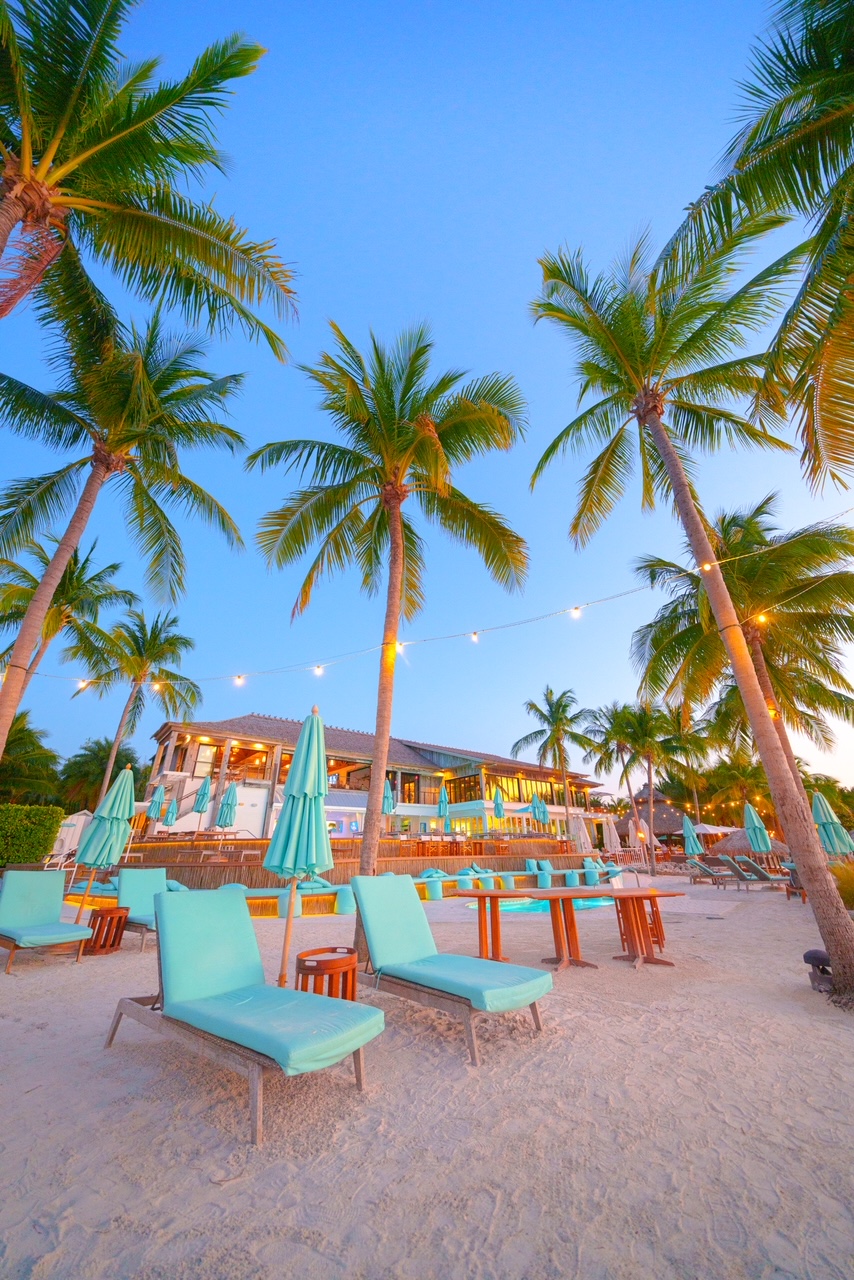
[466,897,614,914]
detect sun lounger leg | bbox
[529,1001,543,1033]
[104,1004,125,1049]
[4,944,15,975]
[462,1009,480,1066]
[249,1064,264,1146]
[76,938,86,963]
[352,1046,365,1091]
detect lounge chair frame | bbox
[357,967,542,1067]
[105,993,365,1145]
[0,932,87,974]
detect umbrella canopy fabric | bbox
[532,794,548,824]
[744,803,773,854]
[568,814,592,854]
[602,814,621,855]
[812,792,854,855]
[629,816,662,850]
[193,775,212,814]
[216,781,239,829]
[682,815,705,859]
[76,766,136,868]
[437,785,449,817]
[492,788,505,820]
[382,779,396,816]
[146,785,165,821]
[264,709,333,880]
[162,798,178,827]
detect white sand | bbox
[1,879,853,1280]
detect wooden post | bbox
[208,738,234,830]
[277,880,298,987]
[264,744,283,838]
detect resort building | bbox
[148,713,599,839]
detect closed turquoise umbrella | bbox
[812,792,854,855]
[438,783,451,835]
[193,774,211,835]
[265,707,334,985]
[744,802,773,854]
[75,765,136,921]
[534,794,550,825]
[216,781,239,829]
[682,814,704,859]
[146,784,165,821]
[162,797,178,827]
[382,778,396,819]
[493,788,505,822]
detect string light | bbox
[470,632,479,643]
[757,614,767,624]
[151,682,161,692]
[701,562,713,572]
[234,674,246,686]
[570,606,582,619]
[77,679,88,690]
[396,643,405,655]
[314,665,324,677]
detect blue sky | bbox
[5,0,854,788]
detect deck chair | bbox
[735,856,789,887]
[351,875,552,1066]
[0,870,92,974]
[117,868,168,951]
[686,857,734,888]
[717,854,763,889]
[105,890,384,1144]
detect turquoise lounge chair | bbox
[0,870,92,974]
[686,857,735,888]
[735,855,789,886]
[351,875,552,1065]
[717,854,763,889]
[117,868,167,951]
[105,889,384,1144]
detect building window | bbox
[447,775,480,804]
[400,773,419,804]
[194,744,219,777]
[171,745,187,774]
[485,774,522,803]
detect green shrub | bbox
[0,805,65,866]
[830,864,854,910]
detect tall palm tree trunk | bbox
[359,494,405,878]
[19,637,51,698]
[644,405,854,995]
[647,755,657,876]
[0,460,108,758]
[0,195,25,260]
[618,748,641,824]
[99,681,140,807]
[692,783,701,822]
[560,764,572,838]
[746,629,811,807]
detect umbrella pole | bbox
[278,878,299,988]
[75,867,97,925]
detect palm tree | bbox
[510,687,590,833]
[0,261,243,759]
[0,709,59,801]
[58,736,141,812]
[66,608,199,806]
[0,0,293,346]
[632,495,854,796]
[249,322,528,881]
[666,0,854,484]
[0,537,137,694]
[583,703,642,826]
[656,706,713,821]
[531,221,854,987]
[615,703,678,876]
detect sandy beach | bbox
[1,880,853,1280]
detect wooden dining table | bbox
[455,886,685,970]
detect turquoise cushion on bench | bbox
[165,985,384,1076]
[2,922,91,947]
[381,954,552,1013]
[525,859,538,873]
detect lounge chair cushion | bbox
[0,869,76,929]
[0,922,92,947]
[380,954,553,1013]
[118,869,167,920]
[157,890,266,1002]
[352,875,438,970]
[127,914,156,929]
[165,984,384,1076]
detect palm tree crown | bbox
[0,709,59,802]
[0,0,293,349]
[530,220,800,545]
[0,536,137,687]
[248,322,528,618]
[510,687,589,826]
[66,607,199,805]
[632,494,854,749]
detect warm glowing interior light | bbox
[199,736,210,743]
[254,743,264,750]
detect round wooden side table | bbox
[294,946,358,1000]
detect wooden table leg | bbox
[488,896,509,962]
[476,899,489,959]
[614,898,674,967]
[542,899,570,969]
[561,899,597,969]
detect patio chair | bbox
[351,874,552,1066]
[686,857,734,888]
[105,889,385,1144]
[117,868,168,951]
[783,862,808,903]
[0,870,92,974]
[735,856,789,887]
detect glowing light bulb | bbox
[396,643,405,655]
[757,614,767,624]
[570,607,582,620]
[471,632,479,643]
[701,562,713,573]
[314,665,324,677]
[151,682,161,692]
[234,674,245,686]
[77,679,88,690]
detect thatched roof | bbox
[615,801,690,839]
[708,829,789,857]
